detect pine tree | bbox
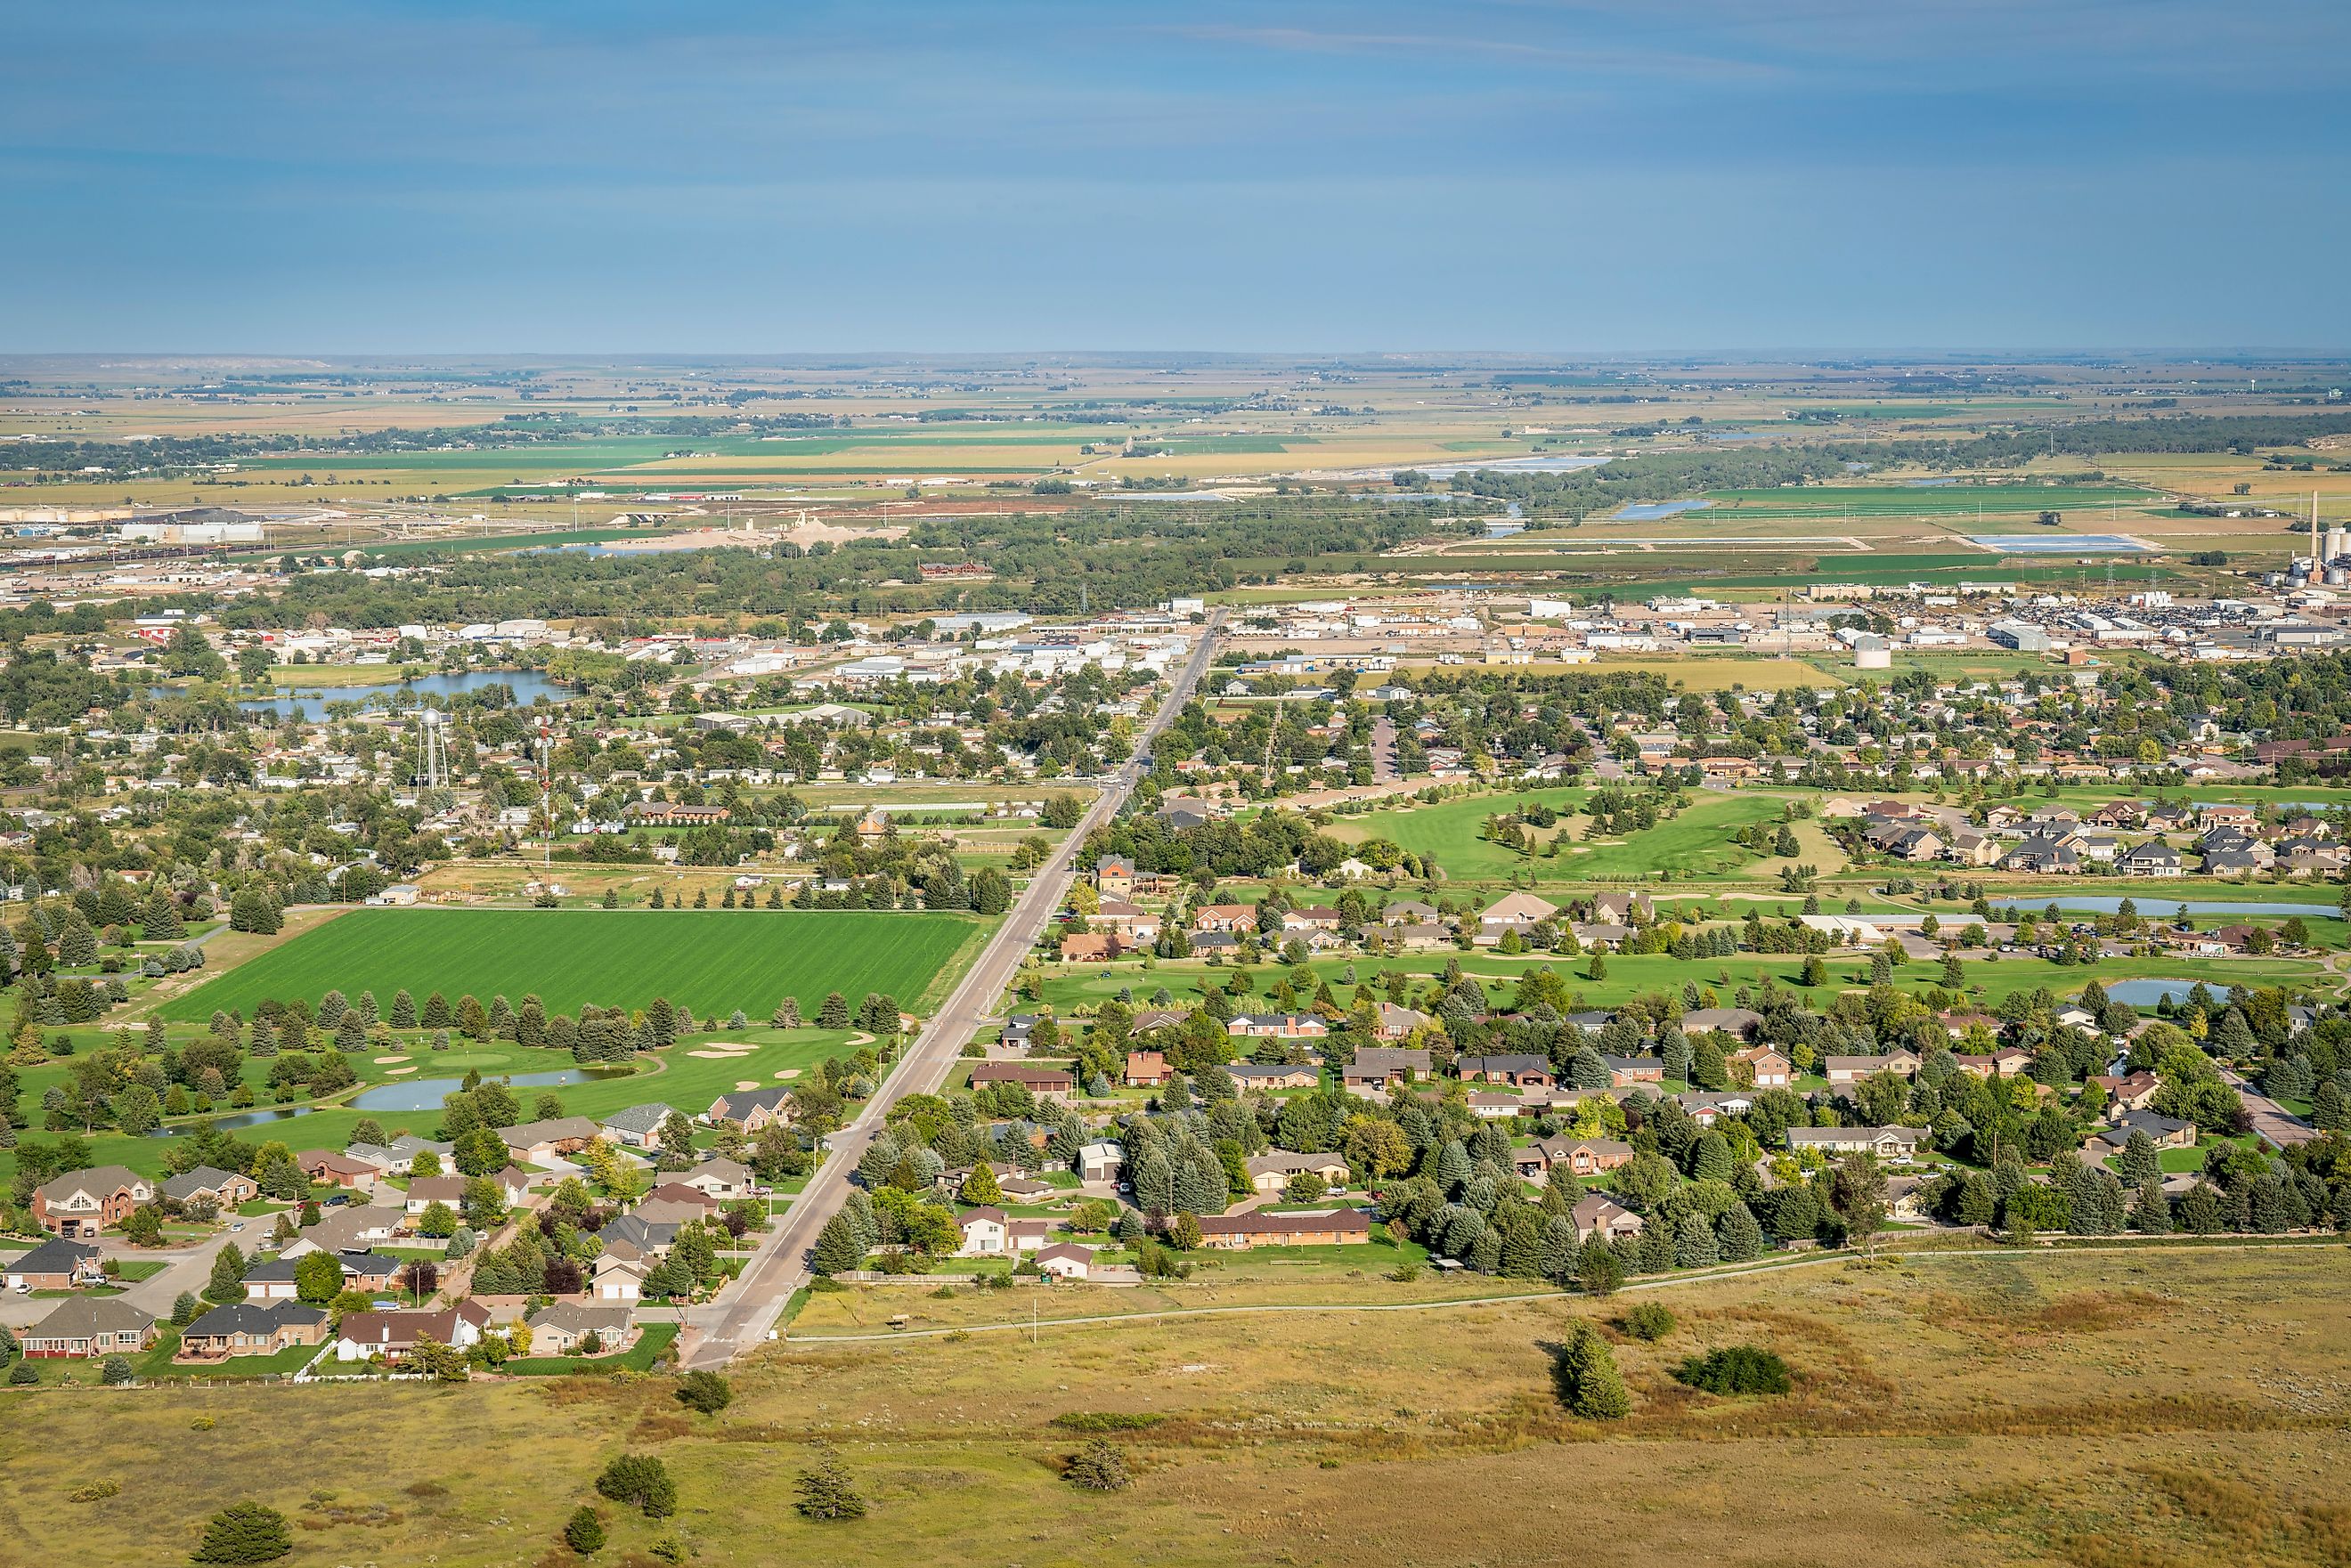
[772,995,802,1029]
[2119,1130,2160,1190]
[422,991,453,1028]
[1557,1320,1631,1418]
[812,1212,865,1275]
[388,989,418,1028]
[818,991,850,1029]
[793,1449,866,1521]
[1716,1201,1765,1263]
[191,1500,292,1564]
[1673,1211,1720,1269]
[2128,1180,2171,1234]
[564,1506,606,1556]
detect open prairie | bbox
[3,1246,2346,1566]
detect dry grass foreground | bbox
[3,1247,2349,1565]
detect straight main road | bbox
[682,612,1224,1366]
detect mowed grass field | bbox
[1328,788,1818,884]
[159,908,991,1022]
[4,1247,2347,1565]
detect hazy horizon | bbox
[6,0,2347,354]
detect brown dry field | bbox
[3,1244,2348,1565]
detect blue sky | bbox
[4,0,2346,353]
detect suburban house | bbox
[500,1116,603,1165]
[968,1062,1077,1101]
[1590,890,1655,926]
[1477,891,1559,944]
[2119,841,2184,876]
[1731,1046,1794,1088]
[1035,1242,1096,1280]
[956,1206,1011,1255]
[1225,1063,1321,1092]
[2092,1109,2199,1152]
[1094,855,1135,899]
[1825,1051,1922,1084]
[4,1238,102,1293]
[21,1297,157,1358]
[244,1249,401,1302]
[31,1166,154,1237]
[177,1302,329,1361]
[297,1150,382,1191]
[1123,1050,1172,1088]
[1243,1150,1351,1194]
[591,1254,646,1303]
[1226,1013,1330,1039]
[1513,1137,1635,1184]
[1679,1008,1765,1040]
[601,1102,683,1150]
[526,1303,638,1356]
[1374,1003,1435,1041]
[1952,1047,2033,1077]
[2088,1071,2164,1111]
[705,1086,793,1132]
[1570,1193,1646,1245]
[1190,903,1258,933]
[279,1201,403,1257]
[1786,1125,1927,1161]
[160,1166,259,1210]
[334,1302,492,1362]
[1602,1055,1665,1087]
[1192,1208,1373,1249]
[1457,1053,1553,1088]
[675,1158,756,1202]
[402,1176,470,1217]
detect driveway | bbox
[1,1223,248,1331]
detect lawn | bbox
[1325,787,1814,886]
[504,1321,679,1376]
[158,907,993,1022]
[4,1247,2347,1565]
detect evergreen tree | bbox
[1673,1210,1720,1269]
[191,1501,292,1564]
[793,1449,866,1521]
[812,1213,865,1275]
[2128,1180,2171,1234]
[1064,1437,1131,1491]
[1716,1200,1765,1263]
[818,991,850,1029]
[2118,1130,2160,1190]
[1556,1320,1631,1418]
[389,989,418,1028]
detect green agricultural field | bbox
[159,908,990,1023]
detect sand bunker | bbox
[373,1055,410,1065]
[773,1068,802,1081]
[386,1067,417,1076]
[733,1079,761,1092]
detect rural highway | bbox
[682,612,1224,1366]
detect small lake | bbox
[2104,979,2208,1007]
[2025,897,2335,918]
[240,669,569,719]
[1417,455,1611,479]
[147,1107,313,1138]
[1615,500,1715,522]
[1970,534,2152,554]
[351,1067,603,1113]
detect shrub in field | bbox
[1674,1345,1792,1396]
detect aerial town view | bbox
[4,4,2349,1565]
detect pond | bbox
[240,669,570,719]
[1969,534,2152,554]
[2024,897,2335,918]
[350,1066,606,1113]
[147,1107,313,1139]
[2103,979,2209,1008]
[1615,500,1715,522]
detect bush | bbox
[99,1355,134,1385]
[191,1500,293,1564]
[9,1361,39,1385]
[1674,1345,1792,1396]
[1621,1302,1676,1342]
[595,1453,677,1519]
[1063,1438,1132,1491]
[674,1369,733,1415]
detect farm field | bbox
[3,1246,2347,1565]
[157,907,992,1023]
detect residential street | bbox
[2,1224,247,1331]
[2222,1067,2318,1150]
[679,613,1223,1367]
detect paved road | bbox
[1,1224,246,1332]
[2221,1067,2318,1150]
[681,613,1224,1367]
